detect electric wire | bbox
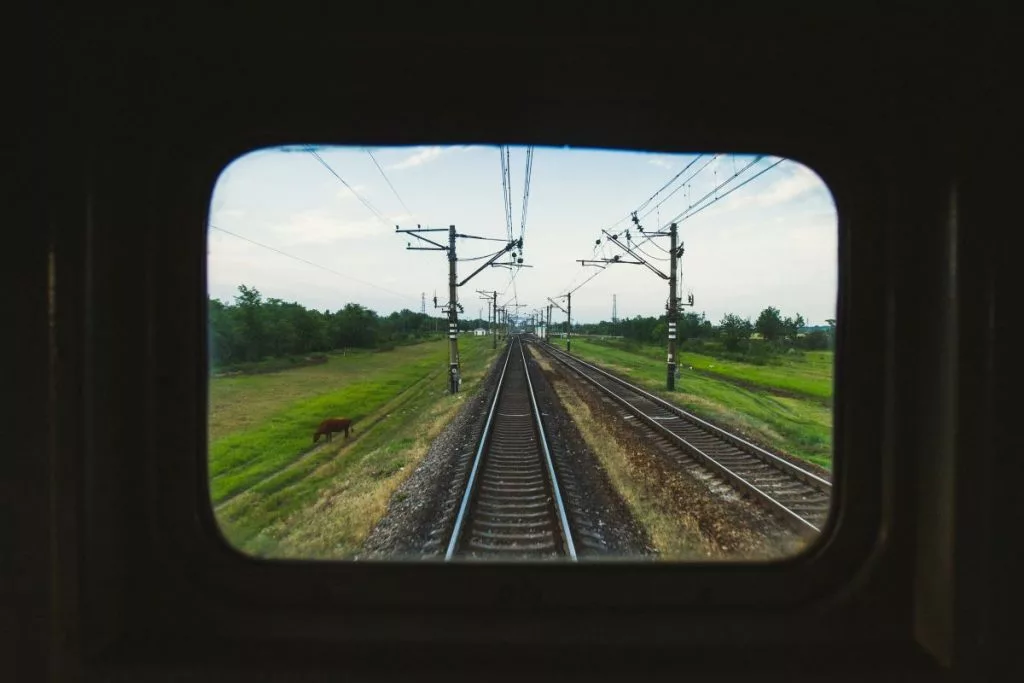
[209,224,416,302]
[308,150,391,227]
[364,147,413,216]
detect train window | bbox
[206,145,837,563]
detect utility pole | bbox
[446,225,459,393]
[477,289,498,350]
[612,294,617,323]
[546,305,552,342]
[578,217,693,390]
[567,292,572,353]
[667,223,678,390]
[397,225,520,394]
[548,295,571,352]
[506,303,528,336]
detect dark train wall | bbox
[10,10,1016,682]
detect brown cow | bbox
[313,417,353,443]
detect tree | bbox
[783,313,805,340]
[755,306,786,342]
[207,284,453,369]
[719,314,754,351]
[208,297,237,365]
[800,329,830,350]
[678,311,712,341]
[234,284,266,361]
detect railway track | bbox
[530,338,833,536]
[445,336,578,561]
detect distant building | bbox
[473,328,487,336]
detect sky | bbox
[207,145,837,326]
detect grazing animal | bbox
[313,417,353,443]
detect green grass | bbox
[579,337,833,402]
[211,347,410,442]
[209,335,501,557]
[567,339,833,469]
[678,350,832,401]
[209,346,450,503]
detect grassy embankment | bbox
[564,338,833,469]
[210,336,500,558]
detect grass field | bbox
[578,338,833,402]
[209,336,500,558]
[566,338,833,469]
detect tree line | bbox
[208,285,490,367]
[565,306,834,353]
[210,284,833,369]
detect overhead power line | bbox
[605,154,712,231]
[635,154,707,214]
[209,224,415,303]
[519,146,534,245]
[500,146,514,244]
[459,246,512,262]
[308,150,390,227]
[364,147,413,216]
[637,154,719,223]
[674,157,786,224]
[567,266,607,295]
[499,264,521,308]
[664,155,770,227]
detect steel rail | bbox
[533,338,831,535]
[446,336,577,559]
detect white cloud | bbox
[648,157,673,169]
[720,163,825,212]
[206,147,836,324]
[388,146,444,169]
[334,184,369,202]
[268,209,380,246]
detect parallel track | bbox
[532,338,832,536]
[445,336,577,560]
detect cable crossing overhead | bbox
[209,224,415,303]
[519,146,534,248]
[661,155,766,228]
[579,222,694,390]
[667,157,785,225]
[308,149,391,227]
[364,147,413,217]
[500,146,515,244]
[396,223,522,394]
[495,145,536,312]
[636,154,719,224]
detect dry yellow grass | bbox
[537,357,710,560]
[538,353,802,562]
